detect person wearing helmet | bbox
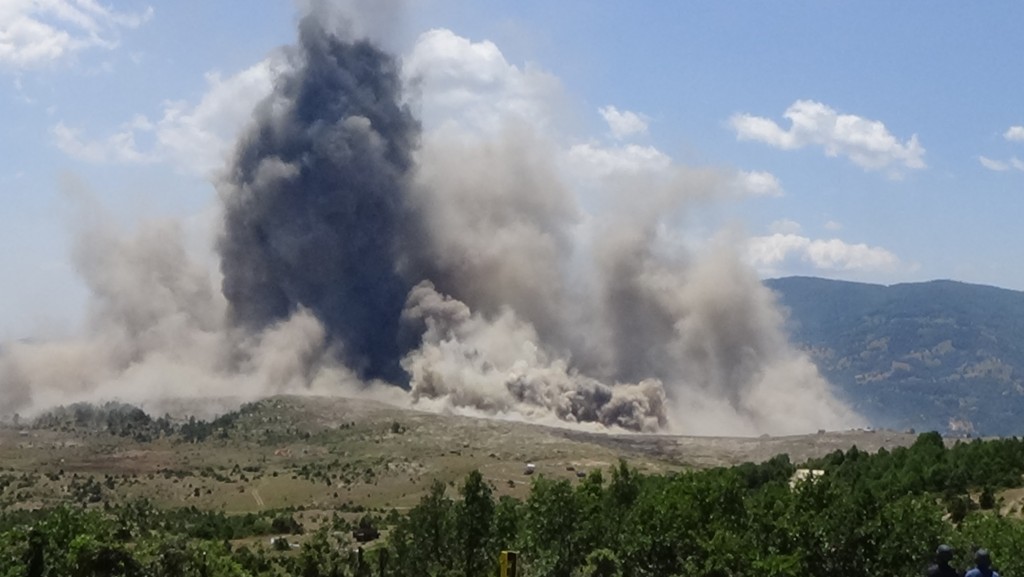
[927,544,962,577]
[965,549,1000,577]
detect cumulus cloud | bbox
[979,156,1010,171]
[53,117,153,164]
[730,100,926,175]
[402,28,562,136]
[0,0,152,70]
[599,105,649,139]
[748,233,900,273]
[733,170,783,197]
[1004,126,1024,142]
[52,55,285,176]
[979,155,1024,172]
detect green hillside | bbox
[766,277,1024,436]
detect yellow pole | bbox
[500,551,519,577]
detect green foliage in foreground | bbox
[5,433,1024,576]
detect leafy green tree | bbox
[389,480,454,577]
[294,530,347,577]
[979,485,997,510]
[66,533,142,577]
[574,549,621,577]
[522,477,582,577]
[490,496,522,555]
[455,470,494,577]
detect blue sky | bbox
[2,1,1024,339]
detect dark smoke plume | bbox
[218,16,419,382]
[0,7,865,436]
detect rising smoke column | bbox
[218,15,419,383]
[217,11,863,434]
[0,7,864,436]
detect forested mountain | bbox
[766,277,1024,436]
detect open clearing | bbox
[0,395,920,513]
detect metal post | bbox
[500,551,518,577]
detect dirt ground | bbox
[0,395,922,513]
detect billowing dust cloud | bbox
[0,10,864,435]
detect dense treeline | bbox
[26,401,244,443]
[807,431,1024,495]
[387,457,1024,577]
[5,433,1024,576]
[0,503,380,577]
[23,400,336,444]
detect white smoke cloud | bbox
[656,242,861,435]
[403,45,865,433]
[401,281,668,432]
[566,142,673,179]
[0,209,376,416]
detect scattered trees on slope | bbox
[6,432,1024,576]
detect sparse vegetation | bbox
[8,397,1024,576]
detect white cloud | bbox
[979,155,1024,173]
[733,170,783,197]
[1004,126,1024,142]
[153,57,285,175]
[748,233,900,273]
[52,55,285,176]
[403,28,562,136]
[599,105,648,139]
[823,220,843,231]
[0,0,152,70]
[979,155,1009,171]
[730,100,926,174]
[53,117,152,164]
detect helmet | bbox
[975,549,991,568]
[936,544,954,562]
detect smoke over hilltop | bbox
[0,11,864,436]
[220,18,419,383]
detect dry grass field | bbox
[0,395,922,515]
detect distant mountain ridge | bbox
[765,276,1024,436]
